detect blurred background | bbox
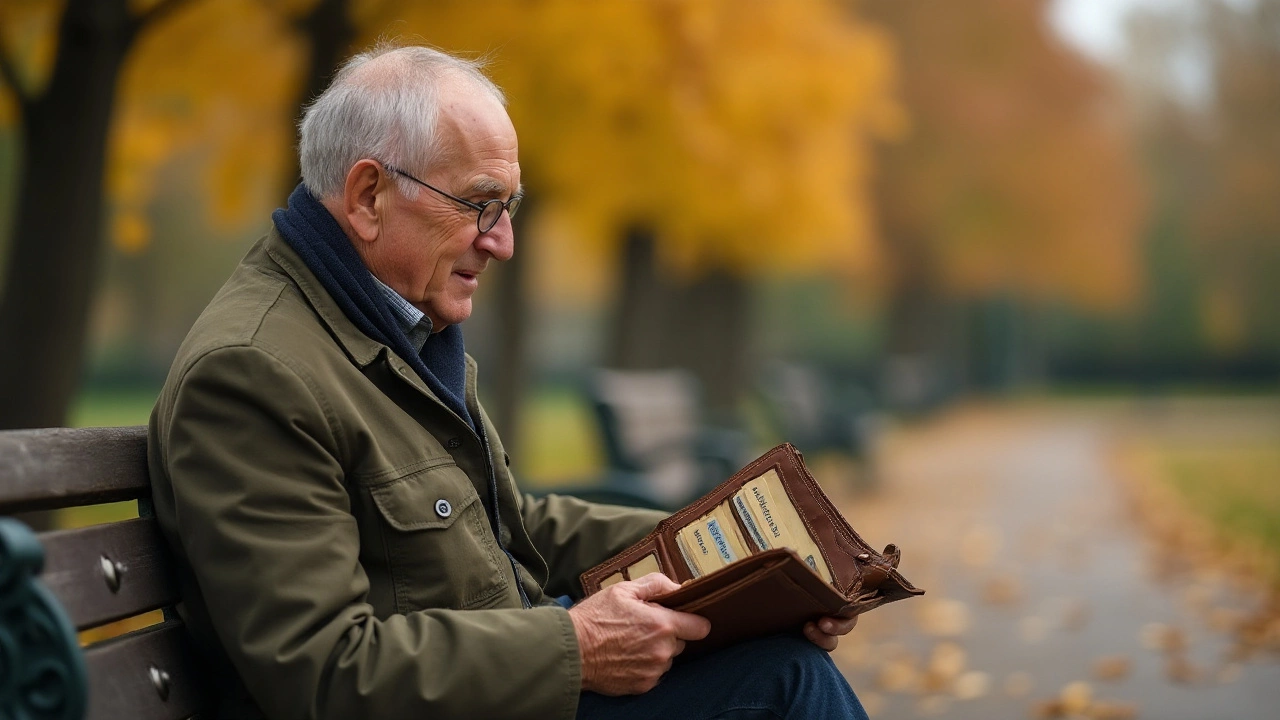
[1,0,1278,716]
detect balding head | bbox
[299,44,506,200]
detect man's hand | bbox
[568,573,712,696]
[803,614,859,652]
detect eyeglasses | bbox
[384,163,522,234]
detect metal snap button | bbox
[446,438,461,449]
[435,499,452,518]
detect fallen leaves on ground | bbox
[1092,655,1132,682]
[1032,681,1139,719]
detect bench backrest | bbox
[587,369,707,505]
[0,426,212,720]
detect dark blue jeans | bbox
[575,633,869,720]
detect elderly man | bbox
[148,44,867,720]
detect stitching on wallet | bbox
[778,452,846,594]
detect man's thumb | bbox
[628,571,681,599]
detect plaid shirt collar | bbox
[371,276,433,354]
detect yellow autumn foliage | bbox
[5,0,898,279]
[384,0,900,278]
[108,0,305,252]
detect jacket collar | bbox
[259,226,478,434]
[262,226,386,368]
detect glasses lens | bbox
[479,201,502,232]
[507,196,522,220]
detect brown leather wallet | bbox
[580,443,924,656]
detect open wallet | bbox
[579,443,924,656]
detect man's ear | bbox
[342,159,388,244]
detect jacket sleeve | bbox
[519,492,668,598]
[157,345,581,720]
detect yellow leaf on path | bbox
[876,659,918,693]
[952,671,991,700]
[925,642,966,680]
[1091,655,1132,682]
[916,599,971,637]
[1165,654,1200,685]
[1059,681,1093,714]
[981,574,1022,605]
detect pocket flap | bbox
[369,462,482,531]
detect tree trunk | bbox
[488,198,533,453]
[606,228,752,418]
[282,0,355,200]
[0,0,137,430]
[607,227,674,369]
[882,269,965,413]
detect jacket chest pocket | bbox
[367,461,509,611]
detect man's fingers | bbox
[667,609,712,640]
[627,572,682,599]
[819,615,858,636]
[804,621,840,652]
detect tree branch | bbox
[0,39,31,106]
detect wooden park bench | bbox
[585,368,750,510]
[0,426,213,720]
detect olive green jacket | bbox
[147,229,665,720]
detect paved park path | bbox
[826,402,1280,719]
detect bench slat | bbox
[0,426,149,513]
[41,518,179,631]
[85,620,209,720]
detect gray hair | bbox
[299,43,506,200]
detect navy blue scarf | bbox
[273,184,473,429]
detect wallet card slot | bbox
[656,525,698,583]
[623,552,662,581]
[727,494,768,556]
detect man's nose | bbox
[476,212,515,261]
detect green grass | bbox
[514,386,604,487]
[70,386,160,428]
[1154,441,1280,572]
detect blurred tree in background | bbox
[0,0,193,429]
[0,0,1276,433]
[0,0,355,429]
[1055,0,1280,386]
[1187,0,1280,355]
[0,0,898,427]
[391,0,899,414]
[865,0,1146,404]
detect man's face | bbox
[369,81,520,329]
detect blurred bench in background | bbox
[755,362,884,489]
[581,368,750,510]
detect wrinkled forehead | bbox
[430,84,519,187]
